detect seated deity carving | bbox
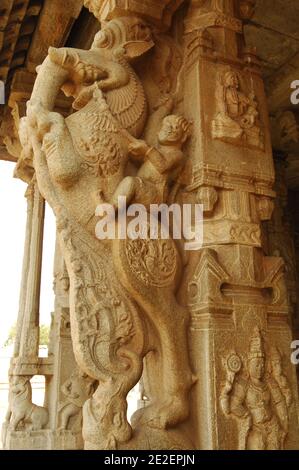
[212,68,264,150]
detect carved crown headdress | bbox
[248,327,265,360]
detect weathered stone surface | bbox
[1,0,299,451]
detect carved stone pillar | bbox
[13,183,34,357]
[45,235,95,449]
[17,182,45,364]
[264,155,298,324]
[270,110,299,368]
[288,191,299,343]
[294,237,299,375]
[3,182,49,450]
[180,0,299,450]
[270,110,299,191]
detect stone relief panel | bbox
[59,369,97,432]
[212,67,264,150]
[220,328,292,450]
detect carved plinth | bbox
[51,430,84,450]
[2,429,52,451]
[2,428,83,450]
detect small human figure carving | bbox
[220,328,292,450]
[59,369,96,431]
[5,375,48,432]
[270,347,292,409]
[212,68,264,149]
[107,115,192,210]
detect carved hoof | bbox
[131,394,189,431]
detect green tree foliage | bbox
[3,323,50,347]
[3,323,17,348]
[39,324,50,346]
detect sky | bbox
[0,160,56,347]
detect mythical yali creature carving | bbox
[4,376,48,432]
[18,14,194,450]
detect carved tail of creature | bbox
[112,233,194,432]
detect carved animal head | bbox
[91,16,154,62]
[11,376,30,395]
[47,17,154,136]
[83,0,154,52]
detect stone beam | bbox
[0,1,43,83]
[26,0,83,74]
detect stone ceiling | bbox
[244,0,299,113]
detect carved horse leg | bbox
[113,237,194,430]
[134,296,193,429]
[9,413,23,432]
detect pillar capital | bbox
[185,0,242,34]
[83,0,185,30]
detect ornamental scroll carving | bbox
[212,67,264,150]
[17,12,194,450]
[220,328,292,450]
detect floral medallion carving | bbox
[125,237,177,287]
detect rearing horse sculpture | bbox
[18,15,194,450]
